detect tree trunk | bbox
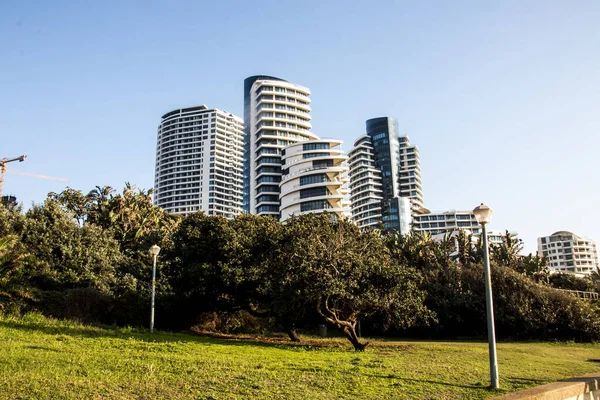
[286,328,301,342]
[342,326,369,351]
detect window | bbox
[258,157,280,165]
[300,173,327,186]
[300,187,326,199]
[257,166,281,175]
[257,185,279,193]
[313,159,333,168]
[300,200,329,212]
[303,143,330,151]
[257,205,279,213]
[257,175,281,184]
[257,195,279,203]
[303,152,329,159]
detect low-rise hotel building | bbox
[537,231,599,275]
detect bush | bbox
[549,273,596,292]
[411,264,600,341]
[192,311,273,334]
[36,288,111,323]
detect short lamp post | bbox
[472,203,499,389]
[149,244,161,333]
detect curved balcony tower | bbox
[279,139,349,221]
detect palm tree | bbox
[490,230,524,269]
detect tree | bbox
[21,200,122,294]
[166,212,238,323]
[387,231,455,272]
[453,230,484,268]
[272,215,431,350]
[0,202,26,238]
[490,231,523,270]
[512,253,550,283]
[48,187,91,226]
[549,273,595,292]
[0,235,31,312]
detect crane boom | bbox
[0,154,27,198]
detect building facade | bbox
[348,135,384,228]
[347,117,421,233]
[279,139,349,221]
[153,105,244,218]
[431,228,510,247]
[413,210,482,236]
[537,231,599,275]
[243,75,317,219]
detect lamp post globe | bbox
[473,203,493,225]
[149,244,161,256]
[149,244,161,333]
[472,203,499,389]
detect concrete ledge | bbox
[491,372,600,400]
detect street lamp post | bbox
[472,203,499,389]
[149,244,161,333]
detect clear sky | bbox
[2,0,599,254]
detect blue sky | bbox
[1,0,599,254]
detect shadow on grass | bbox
[363,374,548,391]
[371,374,487,390]
[0,319,340,351]
[503,377,547,385]
[24,345,62,352]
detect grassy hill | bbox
[1,313,599,399]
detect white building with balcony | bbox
[537,231,599,275]
[347,135,384,228]
[243,76,317,219]
[153,105,244,217]
[279,139,349,221]
[414,209,515,246]
[431,229,512,248]
[413,210,482,235]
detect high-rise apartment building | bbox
[348,134,384,228]
[244,75,320,219]
[153,105,244,218]
[347,117,422,233]
[537,231,599,275]
[279,139,349,221]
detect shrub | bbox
[192,311,273,334]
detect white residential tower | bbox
[153,105,244,218]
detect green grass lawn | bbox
[1,313,599,399]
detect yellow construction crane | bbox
[0,155,69,198]
[0,155,27,198]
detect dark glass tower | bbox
[366,117,401,204]
[356,117,422,232]
[365,117,402,230]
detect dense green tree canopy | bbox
[2,186,600,348]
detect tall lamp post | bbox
[472,203,499,389]
[149,244,161,333]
